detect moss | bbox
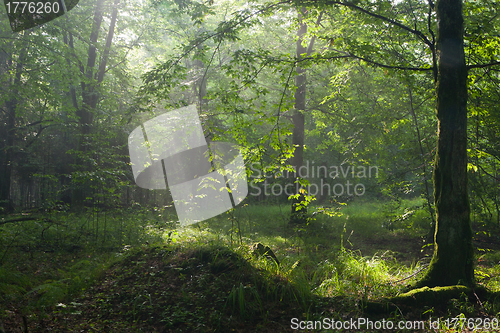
[364,285,472,314]
[417,0,473,288]
[391,285,470,305]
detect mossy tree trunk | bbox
[418,0,474,287]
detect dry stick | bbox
[472,290,484,309]
[230,210,243,245]
[390,264,429,285]
[229,216,236,245]
[22,316,28,333]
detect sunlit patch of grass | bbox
[154,203,432,309]
[202,204,291,241]
[324,197,430,238]
[313,249,425,300]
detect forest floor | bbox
[1,200,499,332]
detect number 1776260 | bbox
[5,2,60,14]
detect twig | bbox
[390,264,429,285]
[472,289,484,309]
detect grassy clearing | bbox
[0,199,499,331]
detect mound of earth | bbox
[31,245,310,332]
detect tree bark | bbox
[0,35,27,213]
[80,0,105,132]
[290,9,322,224]
[289,8,308,224]
[96,0,120,89]
[418,0,474,287]
[72,0,119,208]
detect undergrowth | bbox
[0,199,499,331]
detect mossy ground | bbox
[1,200,499,332]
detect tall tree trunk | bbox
[0,36,27,213]
[81,0,104,115]
[72,0,119,208]
[96,0,119,90]
[289,9,307,224]
[192,42,208,106]
[289,9,320,224]
[418,0,474,287]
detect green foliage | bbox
[2,0,500,329]
[0,267,31,304]
[381,197,431,231]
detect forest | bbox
[0,0,500,331]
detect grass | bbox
[0,198,499,331]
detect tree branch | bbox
[296,53,433,71]
[319,0,434,48]
[467,61,500,70]
[426,0,437,82]
[13,119,54,130]
[146,1,290,78]
[347,53,433,71]
[476,163,500,182]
